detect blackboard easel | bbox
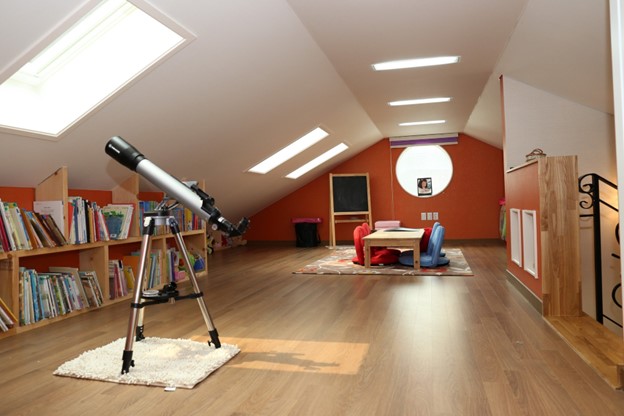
[329,173,372,247]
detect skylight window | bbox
[248,127,330,174]
[0,0,193,139]
[286,143,349,179]
[372,56,460,71]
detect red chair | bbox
[420,227,432,252]
[361,222,373,235]
[351,225,400,265]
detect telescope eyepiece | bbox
[105,136,145,171]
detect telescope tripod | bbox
[121,210,220,375]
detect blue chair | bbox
[430,222,446,257]
[399,225,450,268]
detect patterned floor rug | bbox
[54,337,240,389]
[293,247,472,276]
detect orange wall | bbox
[245,134,505,242]
[0,187,35,210]
[504,162,542,298]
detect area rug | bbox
[294,247,472,276]
[54,337,240,389]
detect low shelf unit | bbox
[0,168,208,338]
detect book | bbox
[8,202,32,250]
[108,259,129,299]
[39,273,60,316]
[28,269,43,322]
[44,273,71,315]
[35,213,68,246]
[50,266,90,309]
[0,297,17,325]
[68,197,87,244]
[20,209,43,249]
[25,211,56,248]
[122,255,141,288]
[33,200,65,236]
[19,268,33,324]
[0,213,10,252]
[101,204,134,240]
[0,199,17,251]
[79,270,104,307]
[37,275,56,319]
[123,265,135,291]
[93,203,110,242]
[147,250,162,289]
[0,297,15,328]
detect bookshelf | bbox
[0,167,208,338]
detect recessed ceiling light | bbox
[388,97,452,106]
[372,56,460,71]
[399,120,446,126]
[248,127,329,174]
[286,143,349,179]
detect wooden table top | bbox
[362,229,424,242]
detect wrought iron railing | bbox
[578,173,621,327]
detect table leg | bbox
[413,240,420,269]
[364,241,371,268]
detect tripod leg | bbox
[121,217,155,374]
[169,219,221,348]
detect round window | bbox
[395,145,453,197]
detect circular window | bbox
[395,145,453,197]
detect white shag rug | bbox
[54,337,240,389]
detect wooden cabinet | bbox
[0,167,207,338]
[505,156,581,317]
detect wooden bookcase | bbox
[0,167,208,338]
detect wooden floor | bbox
[3,240,624,415]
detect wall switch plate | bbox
[421,212,427,220]
[427,212,433,220]
[433,212,439,220]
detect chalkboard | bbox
[331,174,369,213]
[329,173,371,247]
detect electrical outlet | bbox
[421,212,427,220]
[427,212,433,220]
[433,212,439,220]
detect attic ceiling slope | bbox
[286,0,528,140]
[465,0,613,146]
[495,0,613,115]
[0,0,381,224]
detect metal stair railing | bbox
[578,173,621,327]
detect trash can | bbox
[292,217,322,247]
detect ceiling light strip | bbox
[373,56,460,71]
[399,120,446,127]
[388,97,451,106]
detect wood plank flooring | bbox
[2,240,624,415]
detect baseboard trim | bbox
[505,270,543,314]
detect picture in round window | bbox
[395,145,453,197]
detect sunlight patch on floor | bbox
[192,336,369,375]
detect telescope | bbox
[105,136,249,237]
[105,135,248,374]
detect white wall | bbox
[502,76,620,332]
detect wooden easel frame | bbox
[329,173,372,247]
